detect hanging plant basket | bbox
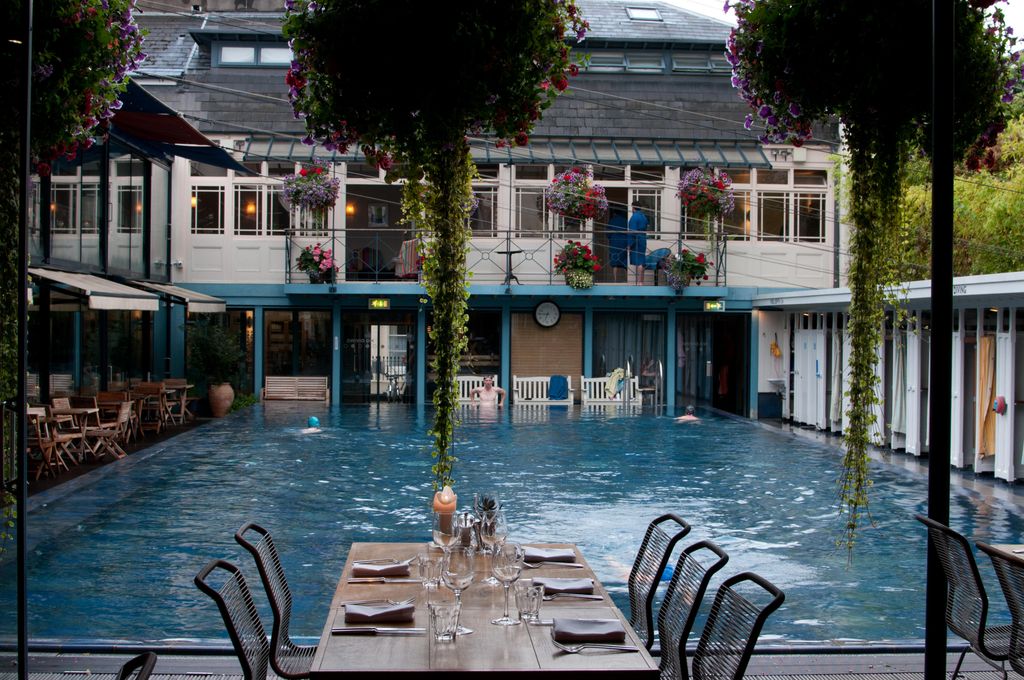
[662,249,711,291]
[297,243,338,283]
[282,160,341,214]
[677,168,734,224]
[545,167,608,221]
[564,269,594,290]
[554,240,601,289]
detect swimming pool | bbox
[2,403,1022,647]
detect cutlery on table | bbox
[338,597,416,607]
[543,592,603,601]
[331,627,425,636]
[551,640,639,654]
[352,557,414,565]
[1012,549,1024,554]
[347,577,422,584]
[523,561,585,569]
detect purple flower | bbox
[744,114,753,130]
[758,104,772,119]
[788,102,801,117]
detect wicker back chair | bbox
[977,542,1024,677]
[194,559,271,680]
[236,522,315,679]
[628,513,692,651]
[116,652,158,680]
[657,541,730,680]
[691,572,785,680]
[916,515,1010,678]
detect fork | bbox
[551,640,639,654]
[543,592,603,601]
[523,561,584,569]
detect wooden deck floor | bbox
[0,651,1014,679]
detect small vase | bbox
[565,269,594,290]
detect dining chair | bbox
[235,522,315,679]
[84,401,130,460]
[26,409,69,480]
[194,559,271,680]
[627,513,692,651]
[134,382,167,435]
[977,542,1024,677]
[690,572,785,680]
[43,404,83,465]
[115,652,158,680]
[916,514,1010,678]
[656,540,730,680]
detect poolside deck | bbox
[0,652,1012,679]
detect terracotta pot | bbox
[208,383,235,418]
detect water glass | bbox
[416,553,443,589]
[491,542,525,626]
[428,601,461,642]
[514,579,543,623]
[432,511,460,552]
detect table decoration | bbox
[344,602,415,623]
[352,561,411,577]
[552,618,627,643]
[524,546,576,563]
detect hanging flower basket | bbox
[282,160,341,214]
[677,168,735,223]
[544,167,608,221]
[554,240,601,290]
[662,249,711,292]
[564,269,594,290]
[297,243,338,283]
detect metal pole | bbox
[925,0,953,676]
[17,2,34,679]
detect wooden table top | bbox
[310,542,658,679]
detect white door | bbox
[906,317,921,456]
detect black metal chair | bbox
[916,514,1010,678]
[977,542,1024,677]
[115,652,158,680]
[627,513,692,651]
[236,522,315,679]
[691,572,785,680]
[194,559,271,680]
[656,541,730,680]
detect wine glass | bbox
[432,511,460,554]
[477,509,508,585]
[441,545,476,635]
[490,542,525,626]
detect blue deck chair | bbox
[645,248,672,285]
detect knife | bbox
[332,627,426,636]
[543,592,604,600]
[347,577,422,584]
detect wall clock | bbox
[534,300,561,328]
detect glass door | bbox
[342,312,416,403]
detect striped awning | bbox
[131,281,226,313]
[29,268,160,311]
[241,134,771,168]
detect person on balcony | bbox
[606,207,629,283]
[628,202,648,284]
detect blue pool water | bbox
[2,402,1023,647]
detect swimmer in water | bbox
[674,405,699,423]
[300,415,322,434]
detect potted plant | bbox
[676,167,734,235]
[187,319,244,418]
[662,249,712,291]
[544,167,608,223]
[281,159,341,231]
[296,242,338,283]
[553,240,601,290]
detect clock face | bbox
[534,301,561,328]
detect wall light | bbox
[246,202,256,215]
[190,195,198,209]
[345,202,356,216]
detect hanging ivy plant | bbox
[728,0,1020,555]
[283,0,587,491]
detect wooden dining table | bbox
[310,542,658,679]
[49,406,99,461]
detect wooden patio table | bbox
[310,542,658,679]
[49,406,98,461]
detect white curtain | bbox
[830,327,843,428]
[892,332,906,434]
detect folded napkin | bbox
[344,602,416,623]
[524,547,576,563]
[533,577,594,594]
[552,618,627,643]
[351,562,411,577]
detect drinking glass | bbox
[417,553,443,590]
[490,542,525,626]
[477,510,508,585]
[514,579,543,623]
[428,600,461,642]
[432,511,460,553]
[441,546,476,635]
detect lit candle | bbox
[432,485,457,513]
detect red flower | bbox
[300,168,308,177]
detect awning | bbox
[240,133,771,168]
[111,81,256,175]
[131,281,226,313]
[28,268,160,311]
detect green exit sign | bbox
[704,300,725,312]
[368,298,391,310]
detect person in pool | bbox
[674,405,699,423]
[300,415,323,434]
[470,376,505,407]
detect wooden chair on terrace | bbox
[916,514,1010,678]
[43,404,83,465]
[164,378,193,424]
[133,382,167,436]
[195,559,272,680]
[84,401,130,460]
[235,522,315,679]
[97,391,140,441]
[628,513,692,651]
[26,408,69,480]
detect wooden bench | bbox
[456,375,499,403]
[262,376,330,403]
[581,375,642,405]
[512,375,574,406]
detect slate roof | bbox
[132,3,837,157]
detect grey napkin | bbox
[351,562,411,577]
[533,577,594,594]
[524,547,576,563]
[552,618,627,643]
[344,603,415,623]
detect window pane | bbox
[626,7,662,20]
[758,192,788,240]
[627,54,664,72]
[268,187,290,236]
[588,53,625,72]
[672,53,709,72]
[722,190,751,240]
[117,186,143,234]
[632,190,661,237]
[51,184,76,234]
[268,161,295,177]
[794,169,828,186]
[631,166,664,182]
[470,188,497,237]
[192,186,225,235]
[220,46,256,64]
[795,193,825,242]
[235,186,262,235]
[516,188,545,236]
[259,46,292,64]
[592,164,625,181]
[727,169,751,184]
[515,165,548,180]
[757,169,788,184]
[476,164,499,180]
